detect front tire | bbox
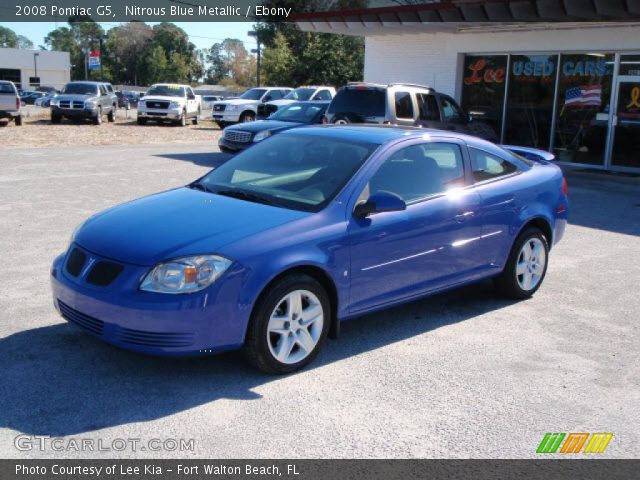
[51,113,61,124]
[178,110,187,126]
[244,274,330,374]
[239,111,255,123]
[107,106,116,122]
[137,117,147,125]
[495,228,549,299]
[93,108,102,125]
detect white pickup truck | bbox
[0,81,23,126]
[211,87,292,128]
[137,83,201,126]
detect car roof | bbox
[67,81,102,85]
[280,124,499,148]
[286,101,331,106]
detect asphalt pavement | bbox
[0,143,638,458]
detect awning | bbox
[293,0,640,36]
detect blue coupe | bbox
[51,126,568,373]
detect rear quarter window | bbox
[328,88,386,117]
[470,147,519,182]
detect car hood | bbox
[54,94,95,102]
[226,119,302,133]
[74,187,310,266]
[218,98,260,106]
[266,99,295,107]
[142,95,183,102]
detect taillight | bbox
[16,97,20,109]
[562,178,568,196]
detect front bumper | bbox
[50,246,251,356]
[218,136,253,152]
[52,105,98,118]
[212,112,241,123]
[138,107,182,120]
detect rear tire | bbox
[495,227,549,299]
[15,115,23,126]
[244,274,330,374]
[192,109,200,125]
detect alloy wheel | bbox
[266,290,324,365]
[516,237,546,291]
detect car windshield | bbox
[146,85,185,97]
[328,88,386,117]
[62,83,99,95]
[269,104,325,123]
[284,88,315,101]
[195,133,378,212]
[239,88,266,100]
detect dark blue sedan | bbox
[218,101,329,153]
[51,126,568,373]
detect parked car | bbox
[201,95,223,110]
[137,83,201,126]
[325,82,498,142]
[257,86,336,119]
[36,85,58,94]
[20,91,47,105]
[50,81,118,125]
[220,101,329,153]
[0,80,23,125]
[51,125,568,374]
[34,94,54,107]
[212,87,293,128]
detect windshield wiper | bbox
[215,189,276,206]
[188,182,214,193]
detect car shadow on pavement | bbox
[0,280,514,437]
[155,152,232,168]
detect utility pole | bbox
[248,30,261,87]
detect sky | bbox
[1,21,258,51]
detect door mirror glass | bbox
[354,191,406,218]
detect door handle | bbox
[455,210,475,222]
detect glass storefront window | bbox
[552,53,614,165]
[504,54,558,149]
[461,55,507,142]
[619,54,640,76]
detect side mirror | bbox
[354,191,406,218]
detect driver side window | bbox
[363,143,465,203]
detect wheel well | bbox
[521,217,553,249]
[240,110,255,118]
[256,265,339,338]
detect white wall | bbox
[364,25,640,100]
[0,48,71,89]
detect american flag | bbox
[564,85,602,107]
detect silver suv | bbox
[324,82,497,142]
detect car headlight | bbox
[227,105,238,112]
[253,130,272,142]
[85,100,97,108]
[169,101,181,109]
[140,255,232,294]
[50,98,59,106]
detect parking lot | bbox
[0,139,639,458]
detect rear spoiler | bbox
[500,145,556,163]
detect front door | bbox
[611,78,640,170]
[347,140,483,314]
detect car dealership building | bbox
[0,48,70,91]
[296,0,640,172]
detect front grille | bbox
[257,104,278,118]
[213,104,226,112]
[116,327,194,348]
[59,100,84,109]
[58,300,104,336]
[86,261,124,287]
[65,248,86,277]
[224,130,252,143]
[145,101,169,109]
